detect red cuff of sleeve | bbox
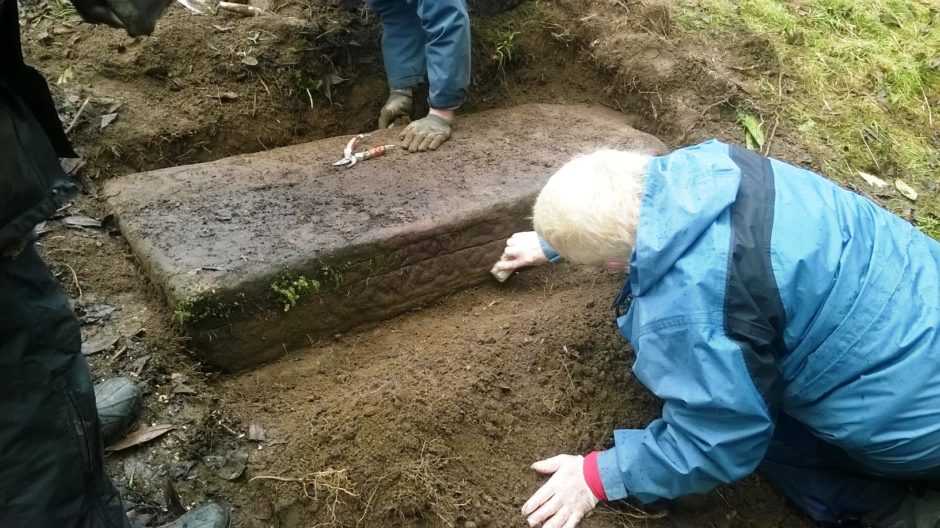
[582,451,607,501]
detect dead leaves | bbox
[106,424,176,452]
[62,215,101,229]
[858,171,887,188]
[81,332,121,356]
[738,113,765,152]
[895,179,919,201]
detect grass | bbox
[677,0,940,238]
[47,0,77,18]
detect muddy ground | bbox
[20,0,819,526]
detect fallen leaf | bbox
[131,354,151,375]
[57,67,74,85]
[163,478,186,517]
[739,113,765,151]
[34,221,52,237]
[212,24,234,32]
[177,0,208,13]
[61,157,85,176]
[328,73,347,85]
[100,113,118,129]
[241,56,259,67]
[217,452,249,480]
[731,78,759,96]
[895,179,918,201]
[172,383,197,395]
[75,302,115,324]
[218,91,239,101]
[82,333,120,355]
[248,423,266,442]
[858,171,887,188]
[106,424,176,451]
[63,215,101,229]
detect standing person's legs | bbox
[366,0,427,91]
[0,244,130,528]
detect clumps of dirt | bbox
[539,0,813,166]
[22,2,390,179]
[205,267,810,528]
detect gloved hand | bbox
[491,231,549,281]
[71,0,171,36]
[378,89,414,129]
[522,455,598,528]
[400,114,452,152]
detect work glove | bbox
[400,114,452,152]
[378,89,414,129]
[491,231,549,281]
[71,0,171,36]
[522,455,599,528]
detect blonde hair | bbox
[533,150,650,265]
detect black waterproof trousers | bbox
[0,24,130,524]
[0,245,130,528]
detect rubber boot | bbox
[158,503,231,528]
[94,377,141,446]
[867,491,940,528]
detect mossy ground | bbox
[677,0,940,238]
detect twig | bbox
[859,130,882,173]
[218,421,240,436]
[763,114,780,156]
[251,470,357,525]
[678,96,732,144]
[65,97,90,134]
[63,263,82,299]
[920,81,933,127]
[356,472,389,527]
[258,76,271,96]
[306,88,314,109]
[111,345,128,362]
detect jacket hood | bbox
[630,140,743,295]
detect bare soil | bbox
[20,0,818,525]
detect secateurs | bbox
[332,133,396,168]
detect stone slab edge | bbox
[105,104,667,371]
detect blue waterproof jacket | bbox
[366,0,470,109]
[595,140,940,502]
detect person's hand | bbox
[400,113,452,152]
[522,455,598,528]
[490,231,548,281]
[71,0,172,36]
[378,89,414,129]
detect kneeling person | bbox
[496,141,940,528]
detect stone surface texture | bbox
[105,104,667,370]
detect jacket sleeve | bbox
[538,237,563,264]
[596,319,776,502]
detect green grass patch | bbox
[271,273,319,312]
[677,0,940,237]
[47,0,77,18]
